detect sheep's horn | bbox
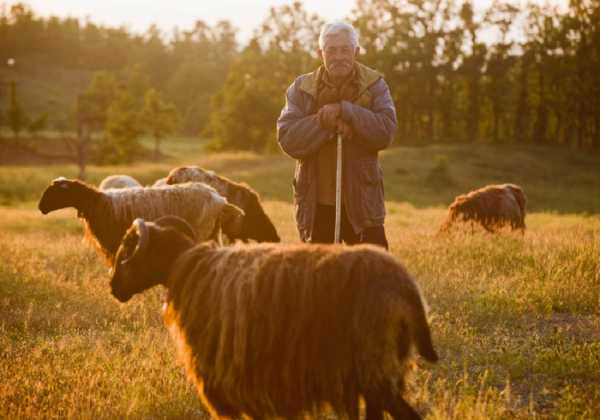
[123,218,149,264]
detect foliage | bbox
[2,0,600,150]
[26,111,47,136]
[207,0,600,151]
[7,81,27,138]
[140,88,181,161]
[0,3,237,136]
[80,71,118,130]
[99,90,143,164]
[206,2,321,151]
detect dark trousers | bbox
[310,204,389,250]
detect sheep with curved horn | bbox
[110,216,438,420]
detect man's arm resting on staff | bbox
[277,79,334,160]
[339,78,398,152]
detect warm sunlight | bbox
[1,0,598,419]
[3,0,568,39]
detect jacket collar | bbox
[299,61,382,99]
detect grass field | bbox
[1,138,599,419]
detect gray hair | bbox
[318,21,359,50]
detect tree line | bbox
[1,0,599,157]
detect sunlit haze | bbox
[2,0,568,42]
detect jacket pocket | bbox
[293,161,310,202]
[358,160,385,220]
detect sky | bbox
[3,0,567,42]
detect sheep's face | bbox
[110,217,195,302]
[110,221,162,302]
[240,193,280,243]
[38,178,81,214]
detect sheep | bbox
[98,174,143,190]
[152,177,168,187]
[110,216,439,420]
[38,177,244,265]
[166,166,280,243]
[439,183,527,233]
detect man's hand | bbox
[317,103,341,131]
[336,119,353,140]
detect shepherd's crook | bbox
[334,132,342,244]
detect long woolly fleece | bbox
[162,242,436,419]
[440,183,526,233]
[84,182,229,263]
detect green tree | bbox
[81,71,118,130]
[167,19,238,134]
[27,112,47,136]
[101,90,143,163]
[140,88,180,161]
[483,2,518,143]
[206,2,321,151]
[7,81,27,138]
[459,1,487,143]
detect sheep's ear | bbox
[220,203,245,237]
[52,177,70,188]
[122,218,149,264]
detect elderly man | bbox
[277,21,397,249]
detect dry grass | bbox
[1,143,600,419]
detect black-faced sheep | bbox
[38,178,243,264]
[98,174,143,190]
[110,216,438,420]
[166,166,280,243]
[439,183,527,233]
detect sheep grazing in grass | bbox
[166,166,280,243]
[98,174,142,190]
[110,216,438,420]
[439,183,527,233]
[38,178,243,264]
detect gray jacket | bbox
[277,62,398,242]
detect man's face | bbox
[318,33,358,79]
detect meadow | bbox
[1,137,599,419]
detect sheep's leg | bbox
[343,392,359,420]
[364,399,384,420]
[369,382,422,420]
[383,396,421,420]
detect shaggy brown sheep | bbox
[166,166,280,243]
[439,183,527,233]
[38,178,243,264]
[110,216,438,420]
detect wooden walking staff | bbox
[334,132,343,244]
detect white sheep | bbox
[98,174,143,190]
[38,178,243,264]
